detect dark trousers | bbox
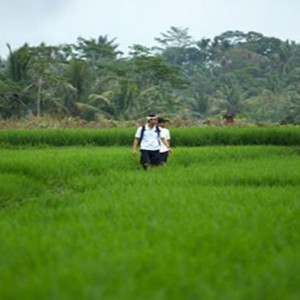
[140,150,161,167]
[160,151,169,163]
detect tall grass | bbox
[171,126,300,146]
[0,126,300,146]
[0,146,300,299]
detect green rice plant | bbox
[0,173,45,208]
[0,128,135,147]
[0,126,300,147]
[0,146,299,299]
[171,126,300,146]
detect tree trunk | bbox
[37,78,43,117]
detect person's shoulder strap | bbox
[141,125,146,137]
[138,125,146,145]
[156,126,161,145]
[156,126,161,137]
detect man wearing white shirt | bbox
[158,117,171,163]
[132,114,169,170]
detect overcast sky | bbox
[1,0,299,59]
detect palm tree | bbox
[6,43,31,82]
[3,44,34,117]
[75,35,122,62]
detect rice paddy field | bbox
[0,127,300,300]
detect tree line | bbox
[1,27,300,124]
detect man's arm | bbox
[132,137,140,158]
[132,126,142,157]
[161,137,171,152]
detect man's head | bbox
[147,114,158,127]
[158,117,169,127]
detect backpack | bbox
[138,125,161,145]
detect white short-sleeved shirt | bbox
[135,125,160,151]
[159,128,171,153]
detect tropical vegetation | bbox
[1,27,300,124]
[1,145,300,299]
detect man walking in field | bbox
[132,114,169,170]
[158,117,171,164]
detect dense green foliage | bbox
[0,126,300,147]
[0,146,299,299]
[1,28,300,123]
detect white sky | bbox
[1,0,299,59]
